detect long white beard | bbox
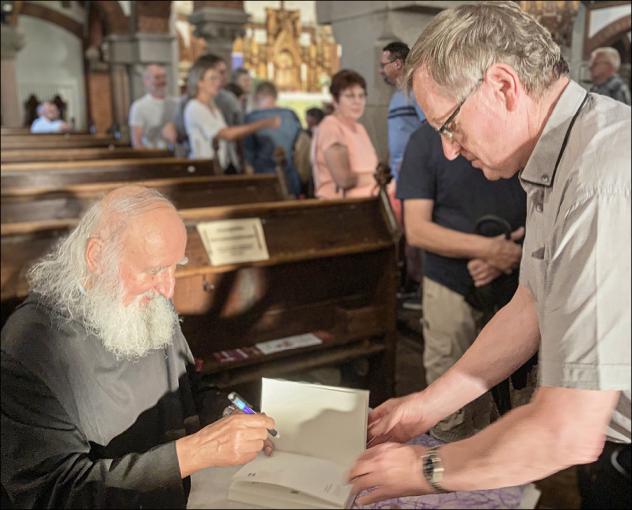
[84,282,179,360]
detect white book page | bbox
[260,378,368,470]
[232,451,350,507]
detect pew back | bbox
[1,147,171,163]
[1,133,123,150]
[1,175,287,230]
[1,158,217,193]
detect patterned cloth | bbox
[354,434,526,509]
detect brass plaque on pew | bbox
[197,218,269,266]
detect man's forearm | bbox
[407,220,490,260]
[419,285,540,425]
[439,403,576,491]
[437,385,619,492]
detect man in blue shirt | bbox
[380,42,425,181]
[244,81,302,196]
[380,42,426,305]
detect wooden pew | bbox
[1,174,288,230]
[1,147,170,164]
[0,127,30,136]
[1,133,124,150]
[1,158,218,193]
[176,196,399,405]
[1,194,399,406]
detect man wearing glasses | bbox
[350,2,630,509]
[379,41,427,310]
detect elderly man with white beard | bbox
[0,186,275,508]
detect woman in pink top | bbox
[312,70,379,199]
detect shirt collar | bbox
[520,80,588,188]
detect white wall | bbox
[15,15,87,130]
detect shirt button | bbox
[535,202,543,212]
[541,174,550,183]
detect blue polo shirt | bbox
[388,89,425,181]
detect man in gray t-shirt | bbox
[129,64,178,149]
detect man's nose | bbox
[154,268,175,299]
[441,136,461,161]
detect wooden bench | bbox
[1,174,288,232]
[1,133,124,150]
[1,147,171,163]
[1,194,400,406]
[0,127,30,136]
[1,158,218,193]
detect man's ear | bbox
[486,63,520,113]
[85,237,103,275]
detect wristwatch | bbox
[421,446,446,493]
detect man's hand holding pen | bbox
[175,398,277,478]
[223,404,275,457]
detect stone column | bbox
[1,24,26,127]
[189,1,249,71]
[316,1,461,162]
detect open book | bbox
[228,378,369,509]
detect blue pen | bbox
[227,391,279,438]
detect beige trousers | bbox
[421,277,498,442]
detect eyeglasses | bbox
[436,78,483,141]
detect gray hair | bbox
[27,187,176,321]
[591,47,621,71]
[405,1,568,101]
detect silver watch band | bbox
[421,445,446,493]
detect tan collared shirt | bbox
[519,80,631,443]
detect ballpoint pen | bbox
[227,391,280,438]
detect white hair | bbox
[591,47,621,71]
[27,187,181,359]
[405,1,569,101]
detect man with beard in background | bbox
[1,186,275,508]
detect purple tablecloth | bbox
[354,434,526,509]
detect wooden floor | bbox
[395,305,582,509]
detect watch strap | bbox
[421,445,446,493]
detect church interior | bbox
[1,1,630,509]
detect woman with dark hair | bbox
[311,69,379,199]
[183,55,280,162]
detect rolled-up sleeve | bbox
[539,188,631,390]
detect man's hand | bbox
[266,115,281,129]
[483,227,524,273]
[367,393,433,447]
[175,413,275,478]
[161,122,178,145]
[467,258,503,287]
[348,443,430,505]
